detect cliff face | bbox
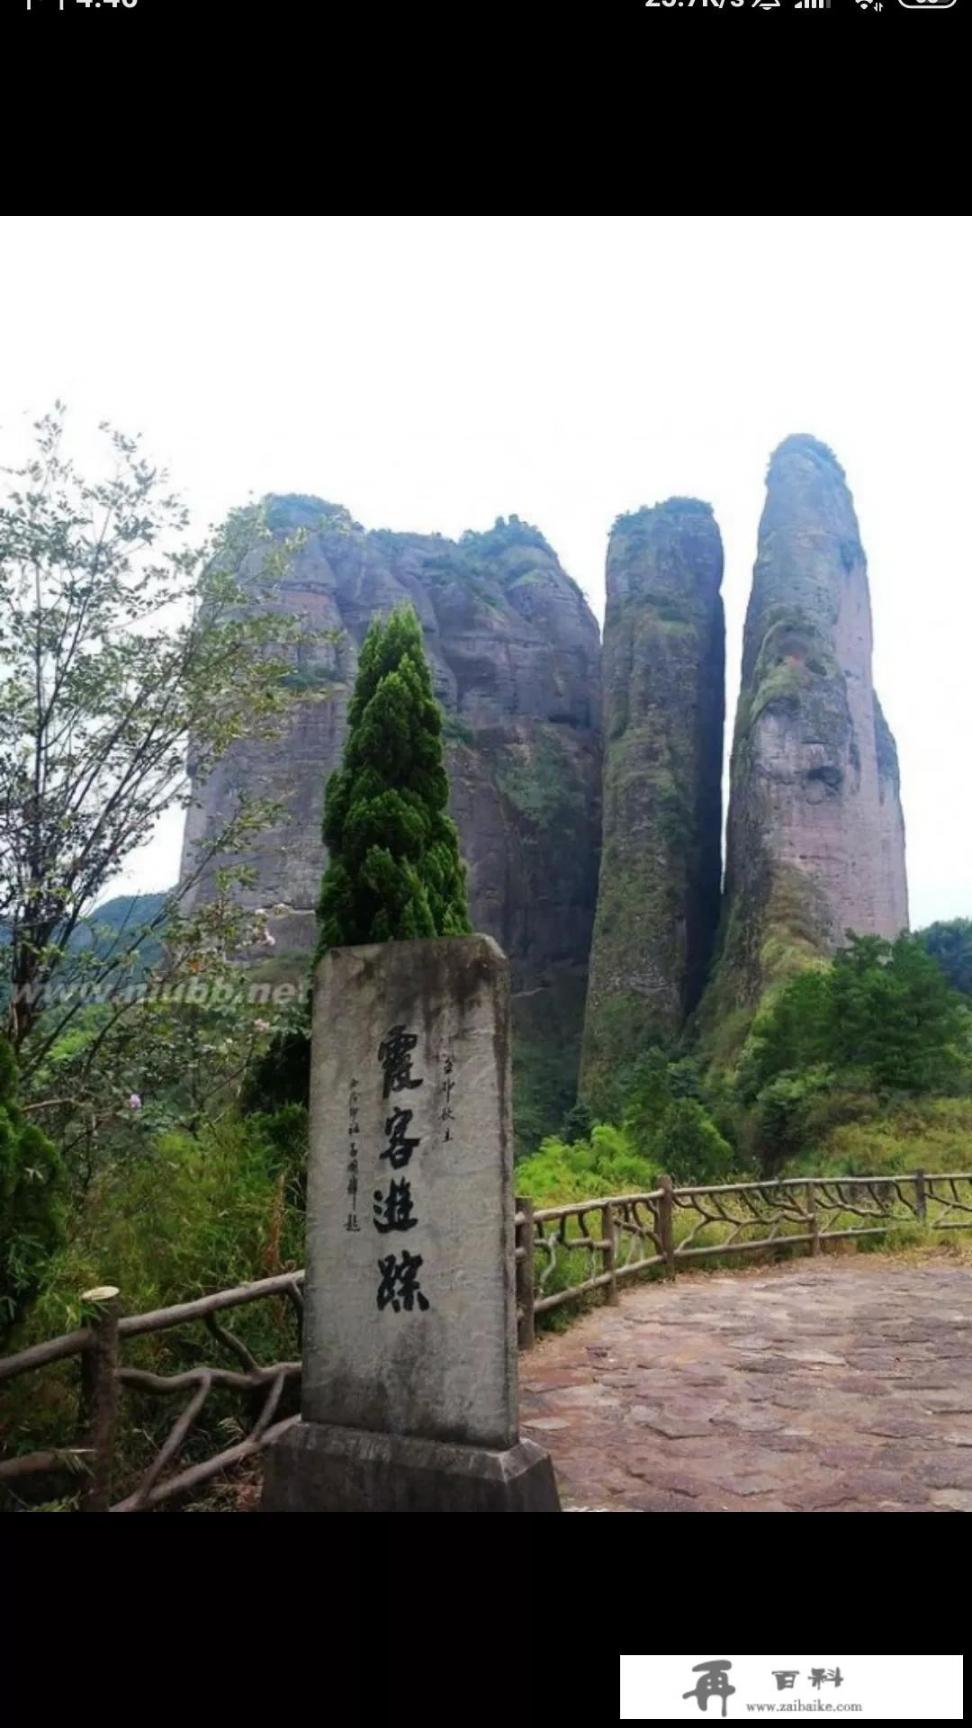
[580,500,725,1113]
[179,497,602,1149]
[700,436,908,1060]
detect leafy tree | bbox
[736,967,831,1102]
[243,603,470,1113]
[620,1045,733,1184]
[737,934,971,1173]
[916,918,972,998]
[623,1047,707,1146]
[828,933,967,1092]
[0,405,314,1070]
[659,1097,734,1186]
[0,1035,65,1337]
[751,1070,831,1176]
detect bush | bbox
[515,1124,657,1210]
[657,1097,734,1186]
[0,1037,66,1340]
[1,1108,306,1507]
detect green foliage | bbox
[750,1070,832,1176]
[63,892,168,974]
[246,605,472,1116]
[787,1096,972,1178]
[0,407,319,1057]
[459,515,551,560]
[316,603,471,954]
[611,498,714,536]
[917,918,972,998]
[768,433,846,479]
[511,976,587,1162]
[515,1123,657,1209]
[495,728,583,830]
[736,969,832,1102]
[729,932,971,1175]
[0,1037,66,1339]
[441,713,475,747]
[239,1001,311,1117]
[589,1045,737,1186]
[1,1107,306,1504]
[742,932,968,1101]
[658,1097,734,1186]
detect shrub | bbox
[657,1098,734,1186]
[0,1037,66,1340]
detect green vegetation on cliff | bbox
[0,1038,65,1337]
[528,929,972,1209]
[917,918,972,998]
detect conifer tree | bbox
[316,603,471,952]
[243,604,470,1113]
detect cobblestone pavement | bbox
[518,1255,972,1511]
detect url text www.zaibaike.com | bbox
[745,1705,863,1714]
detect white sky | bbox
[2,215,968,928]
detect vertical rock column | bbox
[700,435,908,1061]
[580,499,725,1115]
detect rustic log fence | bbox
[2,1169,970,1508]
[513,1168,972,1349]
[0,1271,304,1512]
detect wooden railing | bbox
[513,1168,972,1349]
[0,1272,304,1512]
[2,1168,970,1508]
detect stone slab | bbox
[261,1420,561,1513]
[303,936,517,1450]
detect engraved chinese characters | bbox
[345,1075,361,1232]
[374,1024,428,1311]
[303,937,519,1450]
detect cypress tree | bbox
[316,603,471,952]
[243,604,470,1113]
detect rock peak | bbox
[698,439,907,1059]
[262,493,361,534]
[613,496,715,535]
[180,498,602,1152]
[768,434,847,480]
[580,499,725,1113]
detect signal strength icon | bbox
[795,0,830,8]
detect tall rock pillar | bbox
[580,499,725,1115]
[700,435,908,1061]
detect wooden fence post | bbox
[659,1175,676,1280]
[515,1197,536,1351]
[915,1169,926,1223]
[602,1201,618,1306]
[807,1182,820,1256]
[79,1287,120,1512]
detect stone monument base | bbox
[262,1420,561,1513]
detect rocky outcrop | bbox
[580,500,725,1113]
[179,498,602,1149]
[698,436,908,1061]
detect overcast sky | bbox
[2,216,968,928]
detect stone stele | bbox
[262,934,560,1511]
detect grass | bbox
[522,1150,972,1338]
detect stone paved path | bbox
[519,1256,972,1511]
